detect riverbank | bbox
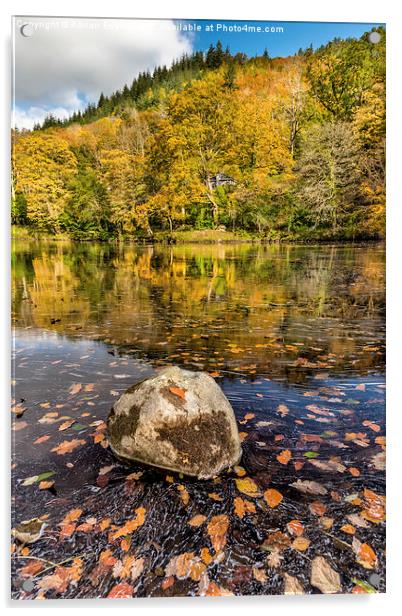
[11,226,384,245]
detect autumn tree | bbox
[13,131,77,231]
[296,122,362,231]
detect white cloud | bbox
[13,17,192,129]
[13,106,72,131]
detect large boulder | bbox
[107,366,242,479]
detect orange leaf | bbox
[60,508,82,525]
[292,537,310,551]
[107,582,133,598]
[188,514,207,527]
[264,488,283,508]
[287,520,304,537]
[341,524,356,535]
[207,514,229,553]
[69,383,82,395]
[169,386,186,400]
[51,439,86,455]
[233,496,256,519]
[356,542,378,569]
[110,507,146,540]
[309,501,327,516]
[201,547,213,565]
[277,449,292,465]
[33,435,51,445]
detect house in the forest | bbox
[210,173,236,189]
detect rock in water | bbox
[107,366,242,479]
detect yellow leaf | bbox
[235,477,261,498]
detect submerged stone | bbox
[107,366,242,479]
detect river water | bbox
[11,241,386,598]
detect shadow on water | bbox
[11,241,385,598]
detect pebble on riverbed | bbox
[107,366,242,479]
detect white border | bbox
[2,1,401,614]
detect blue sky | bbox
[181,20,384,58]
[13,17,384,129]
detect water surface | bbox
[11,241,386,598]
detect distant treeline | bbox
[12,31,385,241]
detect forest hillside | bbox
[11,30,385,241]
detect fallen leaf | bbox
[277,449,292,465]
[346,514,369,529]
[69,383,82,396]
[110,507,146,540]
[59,419,76,431]
[169,386,186,400]
[283,572,304,594]
[253,567,267,583]
[107,582,133,598]
[233,497,256,519]
[310,556,341,593]
[264,488,283,508]
[309,501,327,516]
[235,477,261,497]
[39,480,55,490]
[262,531,291,552]
[287,520,304,537]
[33,435,51,445]
[340,524,356,535]
[277,404,289,417]
[292,537,310,551]
[12,421,27,431]
[352,538,378,570]
[207,515,229,553]
[370,451,386,471]
[51,439,86,455]
[188,514,207,527]
[290,480,327,495]
[205,582,233,596]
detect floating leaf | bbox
[235,477,261,497]
[340,524,356,535]
[287,520,304,537]
[277,449,292,465]
[304,451,320,458]
[51,439,86,455]
[310,556,341,593]
[233,497,256,519]
[277,404,289,417]
[107,582,133,598]
[352,538,378,570]
[292,537,310,551]
[207,514,229,553]
[69,383,82,395]
[283,572,304,594]
[33,435,51,445]
[264,488,283,508]
[309,501,327,516]
[351,578,377,594]
[290,480,327,495]
[253,567,267,583]
[188,514,206,527]
[39,480,55,490]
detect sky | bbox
[13,17,384,130]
